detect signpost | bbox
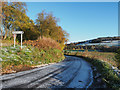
[12,31,24,49]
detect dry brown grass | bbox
[66,51,117,67]
[0,39,19,47]
[79,51,117,66]
[0,40,13,47]
[23,37,61,50]
[2,65,34,75]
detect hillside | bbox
[67,36,120,46]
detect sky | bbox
[26,2,118,43]
[6,0,120,2]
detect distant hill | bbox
[67,36,120,46]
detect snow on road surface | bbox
[67,57,93,88]
[1,56,93,88]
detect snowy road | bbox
[1,56,93,88]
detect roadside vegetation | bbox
[64,50,119,67]
[115,49,120,69]
[1,2,69,50]
[23,37,61,50]
[0,2,68,74]
[1,37,65,74]
[64,50,120,88]
[1,39,16,47]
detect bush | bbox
[1,45,64,74]
[115,49,120,69]
[23,37,61,50]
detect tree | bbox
[2,2,69,48]
[2,2,27,39]
[36,11,46,39]
[35,11,69,50]
[2,2,39,40]
[0,2,3,39]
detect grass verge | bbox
[64,51,120,88]
[1,45,64,74]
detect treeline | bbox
[67,36,120,46]
[64,45,120,52]
[1,2,69,50]
[90,36,120,43]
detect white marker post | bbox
[21,33,22,49]
[12,31,24,49]
[14,34,16,48]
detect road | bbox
[1,56,93,89]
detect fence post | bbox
[14,34,16,48]
[21,33,22,49]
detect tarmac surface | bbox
[0,56,93,89]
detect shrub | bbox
[115,49,120,69]
[23,37,61,50]
[1,45,64,74]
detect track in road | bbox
[1,56,93,89]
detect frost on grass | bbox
[0,45,32,62]
[1,45,64,74]
[0,58,3,61]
